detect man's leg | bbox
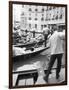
[44,55,56,82]
[56,54,63,79]
[44,35,47,47]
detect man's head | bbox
[53,25,58,31]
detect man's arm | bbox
[59,31,65,40]
[46,38,51,48]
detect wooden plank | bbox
[13,74,18,86]
[26,78,34,85]
[18,79,26,86]
[35,76,46,85]
[13,40,44,47]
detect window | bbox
[35,8,38,12]
[29,24,31,28]
[35,13,37,16]
[41,17,44,21]
[29,17,31,20]
[29,13,31,16]
[22,5,24,8]
[53,6,56,9]
[42,14,44,16]
[35,18,37,20]
[42,8,44,12]
[46,6,48,11]
[55,15,58,20]
[57,11,59,13]
[21,12,24,15]
[41,25,43,30]
[48,18,50,21]
[59,14,62,19]
[50,14,51,16]
[44,25,47,27]
[35,24,37,29]
[29,8,32,11]
[45,18,47,21]
[52,15,55,20]
[49,6,52,10]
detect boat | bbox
[13,39,45,48]
[13,46,49,61]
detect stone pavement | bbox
[35,67,65,85]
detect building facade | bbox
[20,5,65,32]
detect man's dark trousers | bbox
[46,54,63,78]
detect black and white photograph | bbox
[9,1,67,88]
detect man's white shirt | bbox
[48,31,65,55]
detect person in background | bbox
[43,25,50,47]
[44,25,65,82]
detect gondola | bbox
[13,39,45,48]
[13,45,49,61]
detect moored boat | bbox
[13,46,49,61]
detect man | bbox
[43,25,50,47]
[44,27,65,82]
